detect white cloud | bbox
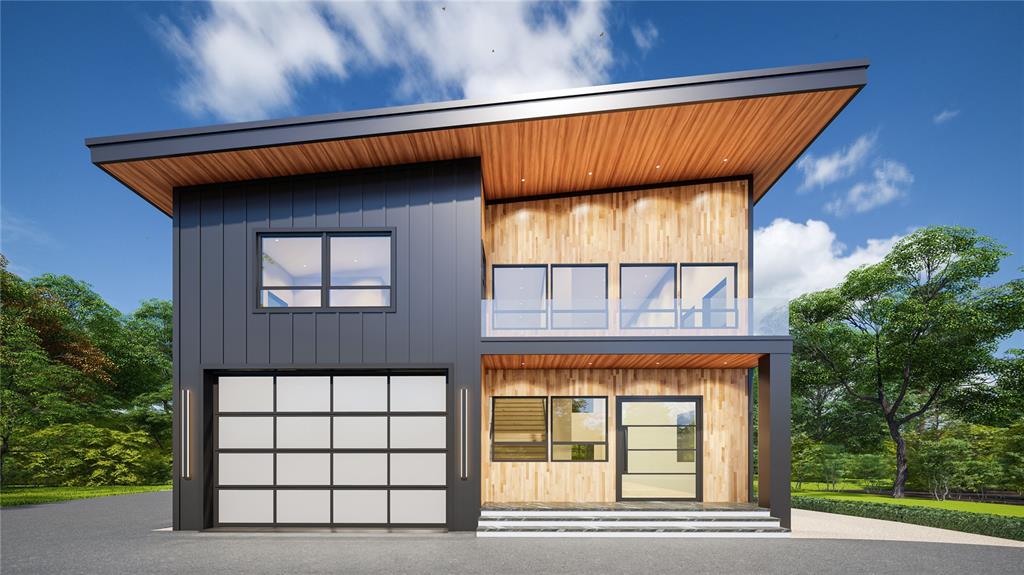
[824,160,913,215]
[795,133,876,191]
[754,218,901,301]
[160,1,613,122]
[159,2,347,122]
[933,109,960,124]
[630,21,658,53]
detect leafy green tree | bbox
[0,258,113,477]
[13,423,169,486]
[791,227,1024,497]
[999,421,1024,495]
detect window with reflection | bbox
[258,231,393,309]
[260,236,323,308]
[491,397,548,461]
[492,265,548,329]
[330,234,393,308]
[620,264,677,328]
[551,265,608,329]
[551,397,608,461]
[680,264,737,328]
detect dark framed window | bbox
[551,265,608,329]
[257,230,395,311]
[491,265,548,329]
[619,264,677,329]
[679,263,737,328]
[491,397,548,461]
[551,396,608,462]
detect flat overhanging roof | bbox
[86,59,868,216]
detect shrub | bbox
[8,423,170,486]
[792,496,1024,541]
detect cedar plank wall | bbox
[481,179,751,504]
[480,368,749,503]
[483,179,750,298]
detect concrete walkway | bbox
[791,508,1024,548]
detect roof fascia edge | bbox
[88,64,867,165]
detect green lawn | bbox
[0,485,171,507]
[792,488,1024,518]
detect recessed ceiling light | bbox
[655,164,661,169]
[274,239,280,242]
[655,362,661,365]
[722,158,729,163]
[587,171,593,176]
[520,178,526,182]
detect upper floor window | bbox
[620,264,676,328]
[492,265,547,329]
[680,264,737,328]
[551,264,608,329]
[258,231,394,310]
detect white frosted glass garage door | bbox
[216,373,447,527]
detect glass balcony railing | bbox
[481,298,789,338]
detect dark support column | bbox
[757,356,771,509]
[758,353,792,528]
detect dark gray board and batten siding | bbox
[173,160,483,530]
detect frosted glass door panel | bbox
[390,490,446,524]
[218,490,273,523]
[276,376,331,412]
[333,376,387,412]
[218,453,274,486]
[334,490,387,524]
[276,417,331,448]
[333,417,387,448]
[389,376,446,412]
[390,453,446,486]
[390,417,446,449]
[276,453,331,485]
[218,377,274,412]
[333,453,387,485]
[218,417,274,449]
[276,490,331,523]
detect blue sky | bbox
[2,2,1021,348]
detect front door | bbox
[616,396,703,501]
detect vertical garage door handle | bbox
[181,389,191,480]
[460,387,468,480]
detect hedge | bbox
[792,496,1024,541]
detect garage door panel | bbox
[218,377,274,412]
[390,376,446,412]
[218,453,274,486]
[276,376,331,412]
[390,416,446,449]
[334,453,387,485]
[334,490,387,524]
[219,490,274,524]
[219,417,274,449]
[276,453,331,485]
[276,490,331,523]
[333,416,387,448]
[391,453,446,486]
[216,373,447,528]
[390,490,446,524]
[334,376,387,412]
[277,417,331,448]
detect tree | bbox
[0,257,113,477]
[791,227,1024,497]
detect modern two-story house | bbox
[87,60,866,536]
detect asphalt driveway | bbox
[2,491,1021,575]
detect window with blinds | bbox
[490,397,548,461]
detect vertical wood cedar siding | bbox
[173,160,483,530]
